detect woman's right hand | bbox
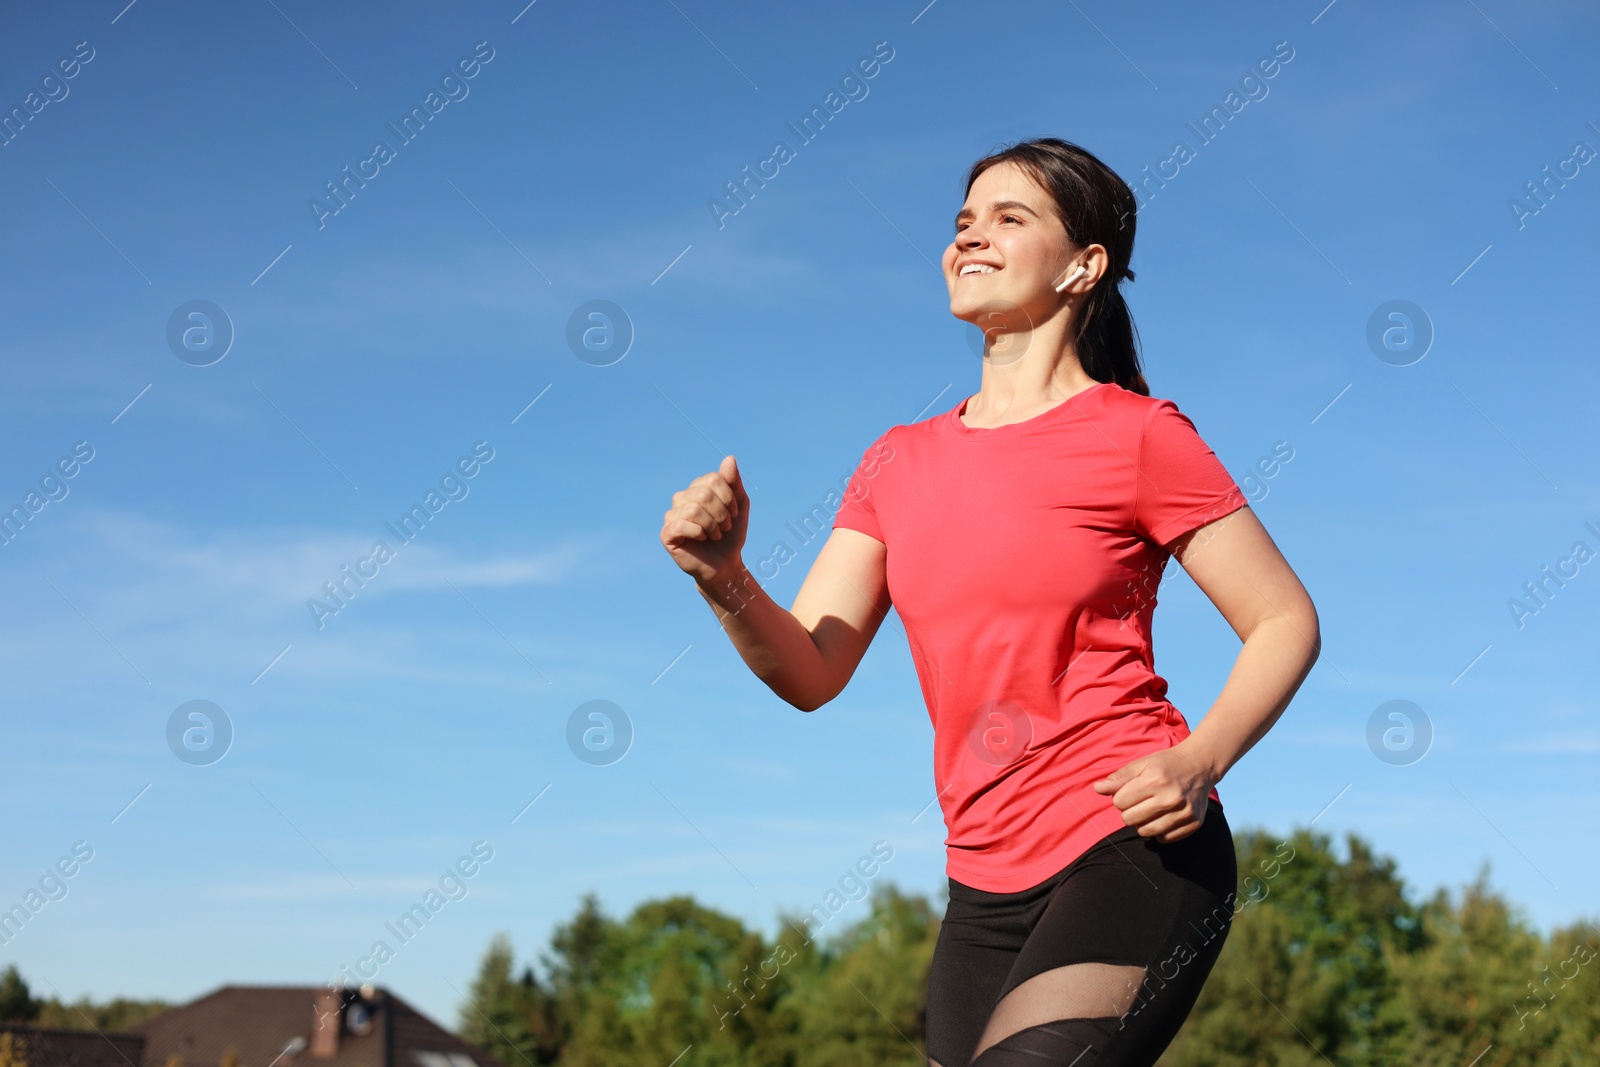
[660,454,750,584]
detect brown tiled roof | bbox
[130,987,502,1067]
[0,1025,147,1067]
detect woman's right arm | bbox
[660,455,891,712]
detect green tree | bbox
[557,894,772,1067]
[1163,826,1424,1066]
[0,967,39,1024]
[457,827,1599,1066]
[459,933,562,1067]
[786,882,938,1067]
[542,890,615,1046]
[1536,918,1600,1064]
[1,967,167,1031]
[33,995,171,1030]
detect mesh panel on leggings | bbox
[967,961,1146,1063]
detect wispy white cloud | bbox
[1500,731,1600,755]
[18,504,587,604]
[0,504,600,687]
[206,873,465,900]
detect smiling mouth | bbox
[957,266,1000,278]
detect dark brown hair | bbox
[963,137,1148,396]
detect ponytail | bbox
[962,138,1150,396]
[1078,279,1149,397]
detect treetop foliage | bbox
[459,827,1599,1067]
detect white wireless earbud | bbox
[1055,264,1088,293]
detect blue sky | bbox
[2,0,1597,1030]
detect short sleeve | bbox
[1132,398,1248,547]
[831,430,895,544]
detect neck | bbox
[966,344,1098,421]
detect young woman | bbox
[659,137,1319,1066]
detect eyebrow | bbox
[954,199,1040,228]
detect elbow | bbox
[778,681,829,714]
[1297,604,1322,665]
[1251,602,1319,664]
[785,642,848,713]
[788,687,834,714]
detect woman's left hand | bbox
[1091,740,1218,843]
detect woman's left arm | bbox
[1093,504,1320,842]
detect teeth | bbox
[960,264,998,276]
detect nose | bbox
[951,226,990,267]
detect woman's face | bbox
[942,160,1088,331]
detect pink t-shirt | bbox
[831,381,1248,892]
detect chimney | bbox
[310,988,344,1058]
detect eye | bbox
[1002,214,1021,224]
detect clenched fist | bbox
[661,455,750,584]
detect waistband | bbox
[948,805,1233,903]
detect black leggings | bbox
[924,805,1237,1066]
